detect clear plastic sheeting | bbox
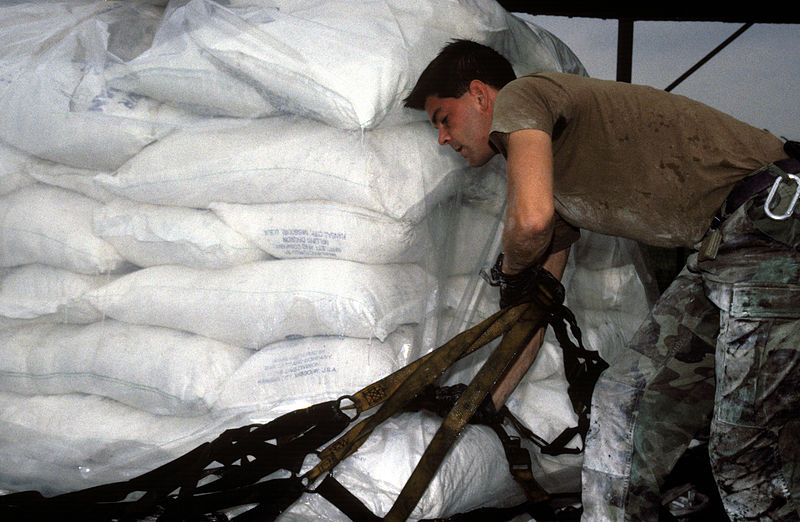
[0,0,655,519]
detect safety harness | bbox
[0,259,608,521]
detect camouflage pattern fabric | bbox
[581,161,800,521]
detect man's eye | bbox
[441,116,448,127]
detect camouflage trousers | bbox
[581,161,800,521]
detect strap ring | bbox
[336,394,360,421]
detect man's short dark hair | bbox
[403,39,516,110]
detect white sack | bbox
[26,170,117,204]
[156,0,585,128]
[562,233,657,364]
[0,264,115,324]
[0,391,225,495]
[459,155,508,215]
[0,141,36,197]
[506,13,587,78]
[0,1,190,171]
[94,117,465,222]
[86,259,434,348]
[26,165,118,204]
[0,320,250,416]
[0,168,33,198]
[566,264,655,312]
[446,204,503,276]
[215,326,416,413]
[105,1,279,119]
[110,0,507,128]
[282,412,526,521]
[93,198,268,269]
[0,185,129,274]
[210,200,432,264]
[0,140,116,201]
[504,341,581,447]
[441,274,499,327]
[0,394,526,515]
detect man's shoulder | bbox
[491,73,572,144]
[498,71,590,100]
[504,70,571,87]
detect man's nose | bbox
[437,127,450,146]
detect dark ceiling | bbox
[495,2,800,23]
[495,2,799,84]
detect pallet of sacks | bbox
[0,0,657,519]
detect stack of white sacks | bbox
[0,1,658,519]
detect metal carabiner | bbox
[764,173,800,220]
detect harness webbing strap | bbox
[349,303,529,413]
[315,475,382,522]
[544,302,608,455]
[224,478,306,522]
[384,304,547,521]
[490,421,550,503]
[304,303,530,484]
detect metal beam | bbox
[665,23,754,91]
[495,2,800,23]
[616,19,633,82]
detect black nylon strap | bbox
[538,301,607,456]
[490,422,549,503]
[481,253,565,310]
[784,140,800,160]
[314,475,382,522]
[713,156,800,226]
[0,401,350,521]
[228,477,306,521]
[549,303,608,414]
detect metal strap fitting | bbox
[764,173,800,220]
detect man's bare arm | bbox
[492,127,564,408]
[501,128,555,274]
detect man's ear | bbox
[468,79,492,111]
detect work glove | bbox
[481,252,565,310]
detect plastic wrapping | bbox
[0,0,655,519]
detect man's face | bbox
[424,91,495,167]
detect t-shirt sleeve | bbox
[489,74,565,157]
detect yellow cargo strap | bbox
[302,301,532,485]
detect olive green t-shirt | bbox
[489,72,786,247]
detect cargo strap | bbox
[0,277,607,521]
[301,302,531,486]
[383,304,548,521]
[311,289,606,521]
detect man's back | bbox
[490,71,786,247]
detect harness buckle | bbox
[336,394,360,420]
[764,173,800,220]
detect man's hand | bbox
[484,252,565,309]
